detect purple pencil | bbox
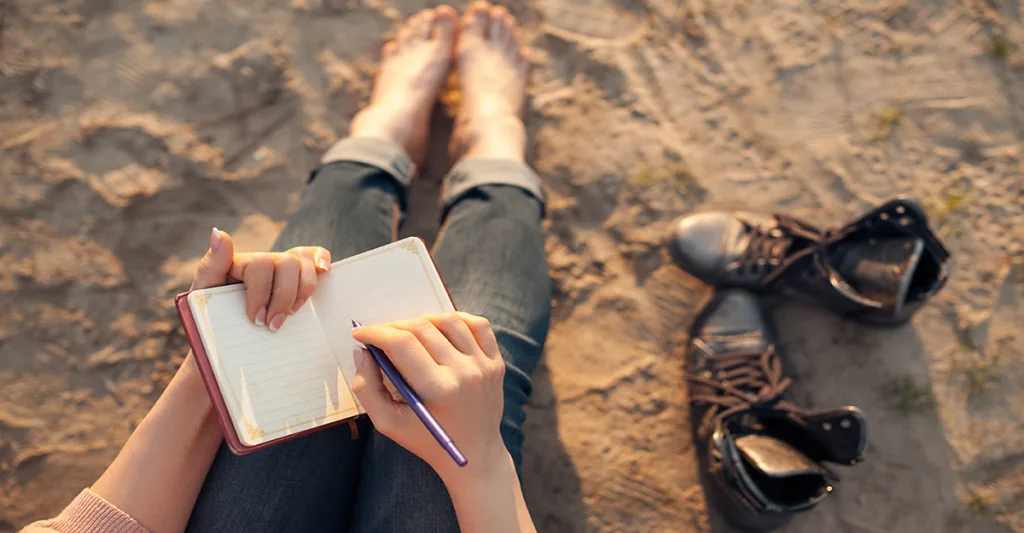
[351,319,468,467]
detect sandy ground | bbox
[2,0,1024,531]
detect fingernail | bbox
[268,313,286,332]
[316,256,330,271]
[354,349,366,368]
[290,298,306,314]
[210,227,222,251]
[254,306,267,326]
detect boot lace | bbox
[735,214,849,287]
[740,200,950,290]
[687,344,806,435]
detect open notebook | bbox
[175,238,455,454]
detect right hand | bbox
[350,313,509,484]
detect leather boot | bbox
[669,198,951,326]
[687,290,868,531]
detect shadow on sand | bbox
[696,300,966,532]
[402,107,590,532]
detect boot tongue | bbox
[827,237,925,311]
[734,434,827,479]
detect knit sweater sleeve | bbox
[20,489,149,533]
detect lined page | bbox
[189,286,360,447]
[311,238,456,410]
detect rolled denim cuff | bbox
[442,158,545,212]
[319,137,416,189]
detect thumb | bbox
[191,228,236,290]
[350,348,403,435]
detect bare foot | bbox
[349,6,457,169]
[450,1,529,163]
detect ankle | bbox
[349,103,425,164]
[460,115,526,162]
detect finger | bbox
[289,246,331,273]
[241,255,275,325]
[457,312,501,359]
[228,252,255,283]
[425,313,479,355]
[190,228,236,290]
[266,254,301,331]
[350,348,405,436]
[288,250,318,313]
[351,325,441,393]
[391,318,463,366]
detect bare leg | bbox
[348,6,456,170]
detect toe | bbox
[381,40,398,58]
[501,13,520,56]
[415,9,435,40]
[432,5,457,45]
[489,5,509,40]
[502,11,518,32]
[463,1,491,38]
[503,12,519,35]
[397,17,415,44]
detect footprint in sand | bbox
[538,0,647,43]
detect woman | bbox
[25,2,549,532]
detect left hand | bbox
[190,228,332,330]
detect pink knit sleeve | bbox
[20,489,149,533]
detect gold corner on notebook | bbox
[396,239,419,254]
[243,418,266,442]
[191,292,213,312]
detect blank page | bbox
[188,286,360,447]
[311,237,456,412]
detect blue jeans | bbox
[186,138,551,532]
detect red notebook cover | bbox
[173,237,457,455]
[175,291,353,455]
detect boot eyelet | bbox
[900,217,912,226]
[822,422,832,431]
[840,419,851,429]
[879,213,889,221]
[896,206,906,214]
